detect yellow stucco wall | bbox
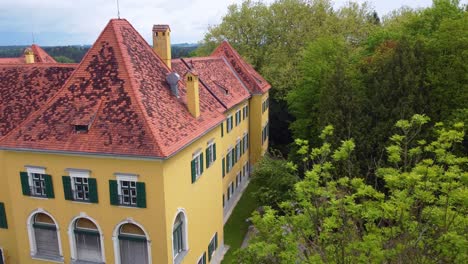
[249,92,269,165]
[220,101,251,202]
[163,124,224,264]
[0,150,19,264]
[1,151,167,264]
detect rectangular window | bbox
[31,173,47,197]
[120,180,137,206]
[235,110,241,126]
[227,182,233,200]
[0,203,7,229]
[110,174,146,208]
[63,170,98,203]
[20,167,54,198]
[226,115,233,133]
[236,173,240,188]
[236,140,241,161]
[191,151,204,183]
[206,142,216,168]
[243,133,249,153]
[246,105,249,118]
[208,233,218,261]
[226,150,232,173]
[197,252,207,264]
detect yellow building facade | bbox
[0,18,270,264]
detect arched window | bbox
[118,223,149,264]
[30,212,61,260]
[172,211,188,262]
[73,218,103,263]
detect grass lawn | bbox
[222,182,260,264]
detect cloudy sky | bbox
[0,0,461,46]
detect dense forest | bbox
[195,0,467,263]
[0,43,198,63]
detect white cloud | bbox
[0,0,466,45]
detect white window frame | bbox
[236,139,241,160]
[172,208,189,264]
[115,173,139,207]
[226,147,233,172]
[112,218,152,264]
[193,150,203,180]
[236,110,241,126]
[197,252,206,264]
[226,115,233,132]
[228,182,233,200]
[27,208,64,262]
[68,169,91,202]
[68,213,105,263]
[208,233,217,260]
[207,140,215,167]
[26,166,47,197]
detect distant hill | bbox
[0,44,198,63]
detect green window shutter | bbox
[221,123,224,137]
[213,143,217,161]
[62,176,73,201]
[88,178,99,203]
[215,232,218,248]
[234,147,238,164]
[136,182,146,208]
[109,180,119,205]
[44,174,55,198]
[191,159,196,183]
[206,147,210,168]
[20,171,30,196]
[200,154,204,174]
[222,158,225,178]
[0,202,7,229]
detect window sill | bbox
[71,200,94,205]
[32,254,64,263]
[27,196,49,200]
[174,250,189,264]
[72,259,105,264]
[116,205,142,209]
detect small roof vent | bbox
[74,124,89,134]
[166,72,181,97]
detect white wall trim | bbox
[112,218,152,264]
[26,208,63,258]
[171,208,189,264]
[67,213,105,262]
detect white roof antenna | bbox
[116,0,121,19]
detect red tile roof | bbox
[0,44,57,64]
[31,44,57,63]
[172,57,251,109]
[212,41,270,94]
[0,64,76,137]
[0,19,225,158]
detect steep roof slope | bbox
[212,41,271,94]
[0,19,224,158]
[0,64,76,137]
[0,44,57,64]
[172,57,250,109]
[31,44,57,63]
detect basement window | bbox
[74,125,89,133]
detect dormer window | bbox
[74,125,89,133]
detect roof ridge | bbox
[110,19,164,156]
[0,20,116,144]
[219,55,252,97]
[180,58,228,110]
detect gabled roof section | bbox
[31,44,57,63]
[0,64,76,138]
[0,44,57,64]
[212,41,270,94]
[0,19,224,158]
[172,57,250,109]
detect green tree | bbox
[250,152,300,209]
[237,116,467,263]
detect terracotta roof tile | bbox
[0,64,76,138]
[212,41,271,94]
[172,57,250,109]
[0,44,57,64]
[0,19,225,158]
